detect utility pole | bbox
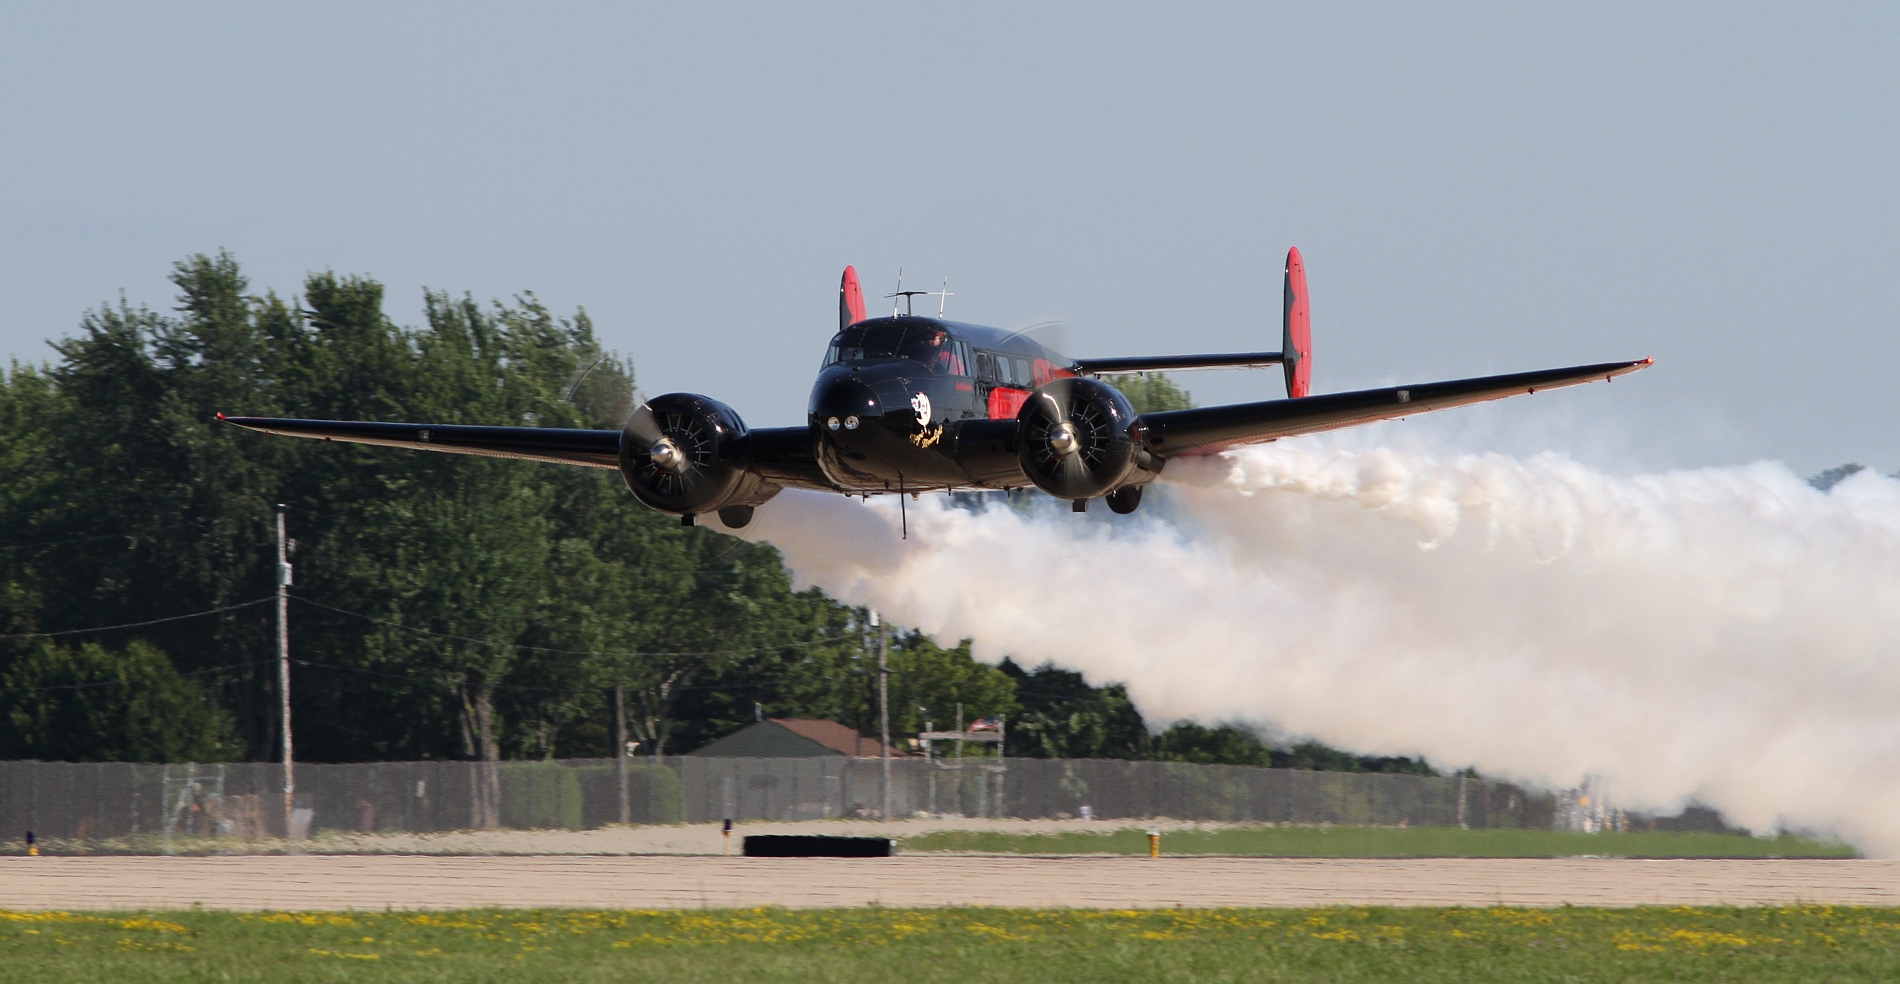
[874,610,891,821]
[614,684,629,825]
[955,703,964,765]
[923,711,936,817]
[274,504,295,839]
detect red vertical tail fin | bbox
[839,266,867,329]
[1282,247,1312,398]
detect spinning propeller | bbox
[1027,389,1103,492]
[1015,377,1139,504]
[623,401,712,500]
[616,392,774,526]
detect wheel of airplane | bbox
[1105,485,1143,515]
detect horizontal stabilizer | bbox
[216,414,622,469]
[1071,352,1286,375]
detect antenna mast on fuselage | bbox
[885,269,952,318]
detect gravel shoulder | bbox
[289,817,1230,855]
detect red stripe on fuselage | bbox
[988,387,1030,419]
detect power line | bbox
[287,657,902,699]
[0,614,1018,714]
[0,598,274,640]
[0,658,278,694]
[288,657,750,695]
[288,594,857,659]
[0,520,212,553]
[0,589,876,681]
[292,657,595,694]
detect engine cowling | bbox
[1015,377,1142,501]
[619,393,778,523]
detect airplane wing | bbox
[1138,359,1651,458]
[216,414,835,489]
[217,414,625,468]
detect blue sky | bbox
[3,3,1894,475]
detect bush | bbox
[498,761,584,830]
[572,761,684,826]
[0,640,238,762]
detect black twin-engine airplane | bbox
[222,249,1650,529]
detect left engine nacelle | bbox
[619,392,779,525]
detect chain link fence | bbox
[0,757,1558,852]
[676,757,1555,829]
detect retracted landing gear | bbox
[1105,485,1143,515]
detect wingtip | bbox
[215,411,227,421]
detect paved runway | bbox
[3,856,1898,910]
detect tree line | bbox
[0,253,1432,776]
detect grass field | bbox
[4,905,1899,982]
[900,825,1858,859]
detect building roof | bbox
[687,719,914,758]
[771,719,898,758]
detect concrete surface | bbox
[3,855,1896,910]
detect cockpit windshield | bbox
[824,325,968,375]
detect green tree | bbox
[0,255,647,767]
[0,361,61,639]
[1001,659,1150,760]
[783,627,1019,744]
[0,640,238,762]
[20,258,287,757]
[1151,721,1273,766]
[883,632,1020,742]
[654,608,1022,757]
[1115,373,1195,413]
[1273,740,1437,775]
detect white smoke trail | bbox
[733,446,1900,854]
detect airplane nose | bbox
[812,376,881,446]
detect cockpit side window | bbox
[934,339,970,377]
[897,329,951,372]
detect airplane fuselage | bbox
[805,316,1074,493]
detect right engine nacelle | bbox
[1015,377,1142,501]
[619,392,778,522]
